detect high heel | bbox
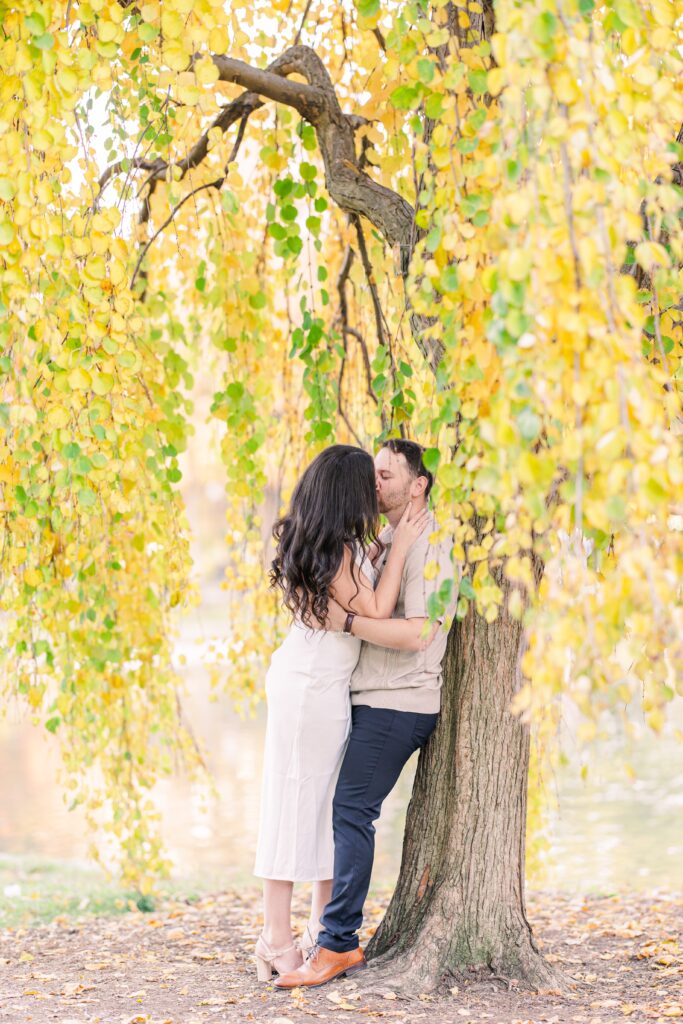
[255,953,273,982]
[254,933,302,981]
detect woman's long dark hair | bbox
[270,445,380,627]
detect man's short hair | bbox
[380,439,434,497]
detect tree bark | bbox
[365,534,565,992]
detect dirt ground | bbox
[1,888,682,1024]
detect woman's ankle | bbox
[260,927,294,951]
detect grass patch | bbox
[0,854,210,929]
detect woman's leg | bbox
[307,879,333,944]
[259,879,303,973]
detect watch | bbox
[342,611,356,635]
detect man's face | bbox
[374,447,414,515]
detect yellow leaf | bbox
[164,43,190,72]
[161,10,184,38]
[487,67,506,97]
[507,249,531,281]
[209,27,228,51]
[634,241,670,269]
[68,367,92,390]
[47,405,70,428]
[92,372,115,396]
[195,57,220,85]
[550,69,580,104]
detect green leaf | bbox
[313,420,333,440]
[249,291,267,310]
[426,592,445,620]
[299,162,317,181]
[423,447,440,472]
[459,576,476,599]
[517,408,541,441]
[416,58,435,84]
[33,32,54,49]
[24,12,46,34]
[424,92,445,119]
[78,487,97,508]
[226,381,245,400]
[300,123,317,151]
[468,69,488,95]
[532,11,557,43]
[606,495,626,520]
[391,84,420,110]
[221,189,239,214]
[357,0,380,16]
[138,21,159,40]
[439,265,458,292]
[425,225,441,252]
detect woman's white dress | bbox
[254,551,377,881]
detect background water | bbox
[2,587,682,896]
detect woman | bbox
[253,444,428,981]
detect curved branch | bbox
[210,53,326,117]
[131,176,224,289]
[101,42,441,370]
[212,45,416,252]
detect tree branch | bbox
[209,54,326,117]
[100,42,445,372]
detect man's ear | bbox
[410,475,428,499]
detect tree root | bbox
[353,942,572,998]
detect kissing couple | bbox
[253,439,456,989]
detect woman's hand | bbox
[391,503,431,555]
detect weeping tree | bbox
[1,0,682,992]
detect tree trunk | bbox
[365,541,565,993]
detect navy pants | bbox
[317,704,439,953]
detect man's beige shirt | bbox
[350,514,459,714]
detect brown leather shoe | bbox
[274,944,366,989]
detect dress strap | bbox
[353,543,377,586]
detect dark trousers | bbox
[317,704,438,953]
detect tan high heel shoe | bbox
[254,933,302,982]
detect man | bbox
[275,438,458,990]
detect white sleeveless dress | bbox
[254,551,377,881]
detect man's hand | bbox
[326,597,348,632]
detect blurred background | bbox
[2,363,682,920]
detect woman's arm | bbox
[329,505,430,619]
[326,597,440,650]
[352,614,440,651]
